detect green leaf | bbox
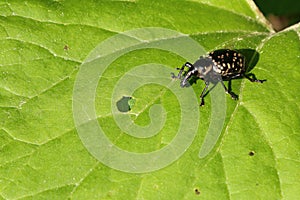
[0,0,299,199]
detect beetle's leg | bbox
[244,73,266,83]
[220,80,238,100]
[171,62,194,79]
[199,81,210,106]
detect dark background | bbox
[254,0,300,31]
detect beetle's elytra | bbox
[171,49,266,106]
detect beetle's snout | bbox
[180,80,189,87]
[180,83,186,88]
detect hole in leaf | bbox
[116,96,135,112]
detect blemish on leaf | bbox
[249,151,255,156]
[64,45,69,51]
[128,98,136,110]
[194,188,200,195]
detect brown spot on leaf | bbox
[249,151,255,156]
[194,188,200,195]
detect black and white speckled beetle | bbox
[171,49,266,106]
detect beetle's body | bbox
[171,49,266,106]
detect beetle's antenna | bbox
[171,62,194,79]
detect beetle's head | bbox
[193,56,214,79]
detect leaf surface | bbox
[0,0,299,199]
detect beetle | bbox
[171,49,266,106]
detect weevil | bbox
[171,49,266,106]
